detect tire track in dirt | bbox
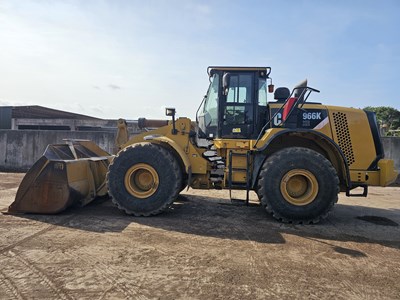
[0,268,26,300]
[227,225,281,299]
[157,233,211,297]
[2,213,146,299]
[97,284,117,300]
[322,219,385,299]
[292,227,384,298]
[179,208,280,298]
[43,218,148,300]
[0,215,77,300]
[63,249,148,300]
[0,215,76,254]
[5,250,73,300]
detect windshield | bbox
[197,73,219,138]
[203,73,219,127]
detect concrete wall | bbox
[0,130,117,171]
[382,137,400,170]
[1,130,400,173]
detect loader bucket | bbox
[6,140,113,214]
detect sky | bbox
[0,0,399,120]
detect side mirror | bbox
[222,73,231,95]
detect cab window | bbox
[258,78,267,106]
[226,74,253,103]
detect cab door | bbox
[220,72,255,139]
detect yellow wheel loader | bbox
[7,66,398,223]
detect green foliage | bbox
[387,130,400,137]
[364,106,400,130]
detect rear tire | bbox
[107,143,182,216]
[179,179,188,193]
[258,147,339,224]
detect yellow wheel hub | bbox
[280,169,318,206]
[124,163,159,198]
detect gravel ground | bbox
[0,172,399,299]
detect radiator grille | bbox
[333,112,355,165]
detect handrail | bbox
[253,86,320,149]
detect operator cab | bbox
[197,66,273,140]
[196,67,321,143]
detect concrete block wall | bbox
[1,130,399,174]
[0,130,116,171]
[382,137,400,170]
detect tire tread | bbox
[106,143,182,216]
[258,147,339,224]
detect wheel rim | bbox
[124,163,159,199]
[280,169,318,206]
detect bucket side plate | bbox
[6,141,111,214]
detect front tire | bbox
[258,147,339,224]
[107,143,182,216]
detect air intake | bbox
[333,112,355,165]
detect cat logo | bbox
[273,113,282,126]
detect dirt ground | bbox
[0,172,399,300]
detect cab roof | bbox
[207,66,271,77]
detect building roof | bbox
[11,105,102,120]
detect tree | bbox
[364,106,400,130]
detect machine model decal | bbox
[270,108,328,129]
[303,112,322,120]
[313,116,329,130]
